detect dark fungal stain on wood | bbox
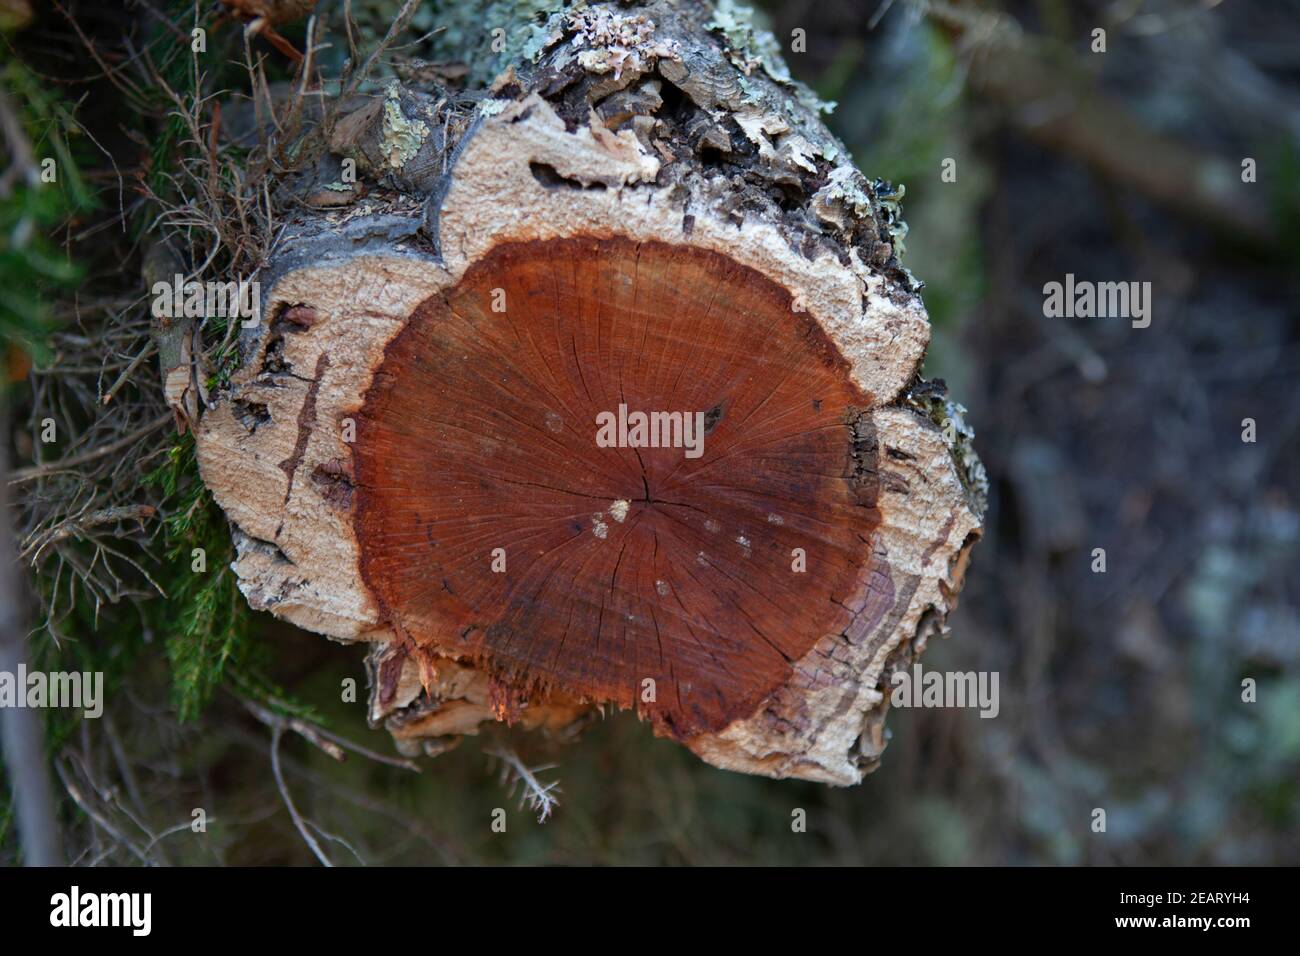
[278,352,330,504]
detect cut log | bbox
[189,0,985,784]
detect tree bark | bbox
[189,0,985,785]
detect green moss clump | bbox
[0,61,93,364]
[145,440,316,722]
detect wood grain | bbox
[354,237,882,737]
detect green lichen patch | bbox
[705,0,834,115]
[380,84,431,170]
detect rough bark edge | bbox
[686,408,982,784]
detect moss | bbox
[0,60,93,364]
[144,440,317,722]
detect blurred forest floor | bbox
[3,0,1298,865]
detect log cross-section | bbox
[190,0,985,785]
[355,236,882,739]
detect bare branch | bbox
[486,746,562,824]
